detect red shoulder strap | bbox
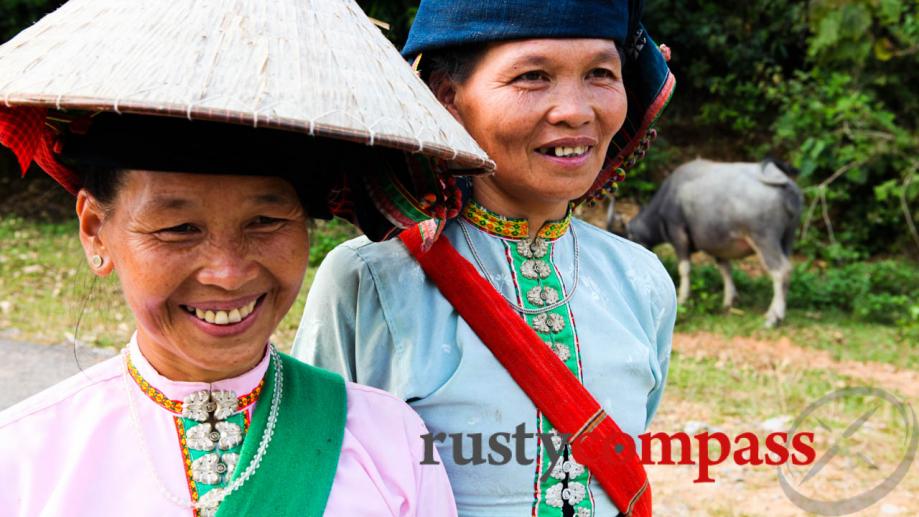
[400,226,651,516]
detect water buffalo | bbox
[618,158,803,327]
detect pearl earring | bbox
[91,255,104,269]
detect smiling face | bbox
[77,171,309,381]
[438,38,627,219]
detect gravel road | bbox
[0,339,117,410]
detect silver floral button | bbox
[527,286,559,307]
[545,484,565,508]
[550,458,586,480]
[547,341,571,361]
[191,453,223,485]
[210,390,238,420]
[563,482,587,505]
[215,421,243,450]
[532,313,565,333]
[223,453,240,479]
[516,238,548,258]
[182,389,239,422]
[520,259,551,279]
[186,423,216,451]
[182,391,213,422]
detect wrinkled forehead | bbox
[481,38,621,67]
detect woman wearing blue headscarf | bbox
[293,1,677,515]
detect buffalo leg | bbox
[669,225,693,305]
[752,236,792,328]
[716,258,736,308]
[677,259,691,304]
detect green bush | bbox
[641,0,919,260]
[661,255,919,327]
[309,218,359,267]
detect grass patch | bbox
[676,309,917,370]
[663,351,914,476]
[666,351,844,423]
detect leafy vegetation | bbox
[638,0,919,260]
[661,255,919,323]
[309,218,359,266]
[659,253,919,368]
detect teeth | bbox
[187,299,258,326]
[547,146,588,157]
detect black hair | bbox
[74,164,316,216]
[77,165,124,209]
[420,43,489,85]
[58,112,419,242]
[59,114,331,216]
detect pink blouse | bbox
[0,337,456,516]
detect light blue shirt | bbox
[293,217,676,516]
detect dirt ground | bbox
[650,332,918,516]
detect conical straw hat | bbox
[0,0,493,171]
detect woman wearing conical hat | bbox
[293,0,678,515]
[0,1,493,515]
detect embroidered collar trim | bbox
[126,354,264,415]
[461,199,572,240]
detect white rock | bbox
[760,415,793,433]
[683,421,708,435]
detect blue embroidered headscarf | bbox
[403,0,675,205]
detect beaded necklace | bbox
[121,345,283,515]
[459,219,580,315]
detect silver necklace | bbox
[459,219,580,315]
[122,345,283,513]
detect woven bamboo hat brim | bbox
[0,0,493,172]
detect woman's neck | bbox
[472,181,569,240]
[136,330,265,383]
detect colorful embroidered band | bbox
[461,199,572,240]
[125,354,264,414]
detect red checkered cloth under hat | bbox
[0,106,80,194]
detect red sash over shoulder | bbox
[400,224,651,517]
